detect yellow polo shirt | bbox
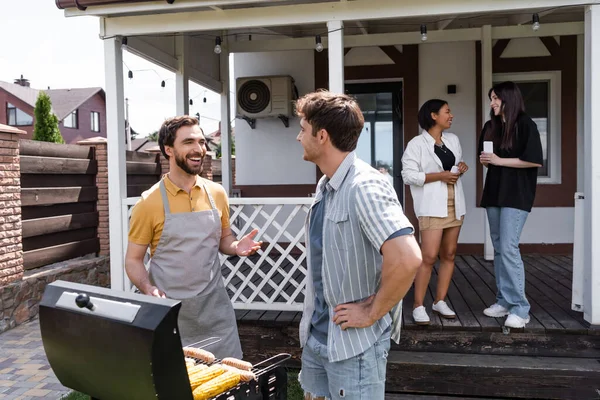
[128,175,230,256]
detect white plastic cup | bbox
[483,141,494,154]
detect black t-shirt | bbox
[434,143,456,171]
[479,113,543,212]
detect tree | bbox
[147,130,159,142]
[33,93,64,143]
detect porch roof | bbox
[56,0,597,38]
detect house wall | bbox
[58,92,107,144]
[234,50,317,187]
[0,90,35,138]
[418,41,482,244]
[231,37,581,249]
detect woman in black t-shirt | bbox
[479,81,543,329]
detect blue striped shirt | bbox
[299,152,414,362]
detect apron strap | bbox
[159,180,171,215]
[202,181,218,210]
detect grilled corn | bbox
[189,364,225,390]
[192,370,241,400]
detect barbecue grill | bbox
[39,280,289,400]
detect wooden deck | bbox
[233,254,594,335]
[231,254,600,399]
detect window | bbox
[6,103,33,126]
[64,110,78,128]
[91,111,100,132]
[493,71,561,184]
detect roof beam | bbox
[101,0,597,37]
[228,21,583,53]
[437,15,456,30]
[125,36,178,72]
[355,21,369,35]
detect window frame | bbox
[492,71,561,185]
[6,102,33,126]
[63,109,79,129]
[91,111,100,132]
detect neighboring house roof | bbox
[46,87,105,121]
[0,81,39,108]
[131,138,158,152]
[0,80,104,121]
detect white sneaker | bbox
[432,300,456,319]
[504,314,530,328]
[412,306,430,325]
[483,303,509,318]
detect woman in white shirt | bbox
[401,99,468,325]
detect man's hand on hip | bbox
[333,295,376,330]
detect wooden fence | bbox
[19,140,162,270]
[126,150,161,197]
[20,140,100,270]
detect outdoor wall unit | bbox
[236,75,296,129]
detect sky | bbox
[0,0,223,137]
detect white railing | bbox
[121,197,312,311]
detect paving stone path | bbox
[0,319,71,399]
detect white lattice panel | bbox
[122,197,312,310]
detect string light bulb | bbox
[128,70,133,79]
[420,25,428,42]
[315,35,324,52]
[532,13,540,31]
[214,36,222,54]
[161,80,165,88]
[189,99,193,106]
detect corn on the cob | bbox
[185,357,196,368]
[187,363,208,376]
[183,347,216,364]
[188,364,225,390]
[222,364,256,382]
[192,370,241,400]
[221,357,253,371]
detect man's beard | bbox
[174,150,203,175]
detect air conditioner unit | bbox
[236,75,295,128]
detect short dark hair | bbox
[158,115,201,159]
[295,90,364,152]
[417,99,448,131]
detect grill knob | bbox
[75,293,96,311]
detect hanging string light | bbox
[161,80,166,88]
[420,25,428,42]
[190,99,194,105]
[315,35,324,52]
[214,36,222,54]
[128,70,133,79]
[532,13,540,31]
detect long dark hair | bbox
[485,81,525,150]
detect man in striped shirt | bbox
[296,91,422,399]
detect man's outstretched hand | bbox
[236,228,263,256]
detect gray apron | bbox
[148,179,243,359]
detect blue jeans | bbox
[299,330,390,399]
[486,207,530,318]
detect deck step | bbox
[386,351,600,400]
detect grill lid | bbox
[39,280,193,400]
